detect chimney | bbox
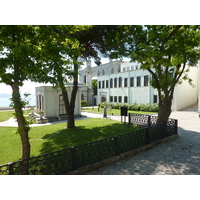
[86,60,92,68]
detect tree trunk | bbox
[11,82,30,175]
[61,60,79,129]
[157,98,172,125]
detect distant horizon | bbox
[0,93,36,108]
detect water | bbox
[0,94,36,108]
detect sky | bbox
[0,58,112,95]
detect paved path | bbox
[84,110,200,175]
[0,111,122,127]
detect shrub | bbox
[81,100,89,107]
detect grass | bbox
[0,118,140,166]
[0,111,15,122]
[0,109,35,122]
[82,107,156,115]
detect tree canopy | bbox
[106,25,200,124]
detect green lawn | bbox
[82,107,156,115]
[0,111,15,122]
[0,118,140,166]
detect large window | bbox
[154,95,157,103]
[98,81,101,89]
[114,96,117,102]
[102,80,105,88]
[119,77,122,87]
[124,96,128,103]
[137,76,141,87]
[110,78,113,88]
[124,78,128,87]
[110,96,113,102]
[59,95,67,116]
[114,78,117,87]
[118,96,122,103]
[130,77,134,87]
[144,76,148,86]
[106,80,109,88]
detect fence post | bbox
[148,115,151,127]
[114,136,120,156]
[8,162,14,175]
[146,128,150,144]
[70,147,77,171]
[175,120,178,135]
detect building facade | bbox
[35,86,81,119]
[79,60,198,111]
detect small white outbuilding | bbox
[35,86,82,121]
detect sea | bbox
[0,93,36,108]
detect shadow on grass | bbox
[39,120,138,155]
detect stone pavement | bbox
[84,110,200,175]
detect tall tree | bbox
[107,25,200,125]
[34,25,90,128]
[0,25,39,174]
[35,25,117,128]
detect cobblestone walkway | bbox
[84,108,200,175]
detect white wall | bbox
[97,69,156,105]
[35,86,81,118]
[172,66,198,111]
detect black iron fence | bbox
[0,117,178,175]
[128,113,177,128]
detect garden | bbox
[0,112,141,166]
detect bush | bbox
[81,100,89,107]
[97,102,158,112]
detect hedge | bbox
[81,100,89,107]
[98,102,159,112]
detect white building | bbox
[35,86,82,121]
[79,60,198,111]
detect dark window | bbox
[81,93,84,100]
[119,96,122,103]
[137,77,141,86]
[130,77,134,87]
[114,78,117,87]
[154,95,157,103]
[106,80,109,88]
[119,77,122,87]
[110,96,113,102]
[102,80,105,88]
[114,96,117,102]
[102,70,105,75]
[59,95,67,116]
[124,96,128,103]
[144,76,148,86]
[99,81,101,89]
[84,75,86,84]
[110,78,113,88]
[124,78,128,87]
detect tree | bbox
[33,25,90,128]
[107,25,200,125]
[0,25,39,174]
[34,25,117,128]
